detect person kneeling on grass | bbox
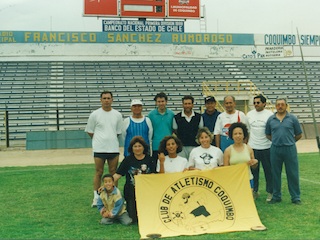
[97,174,132,225]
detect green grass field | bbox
[0,152,319,239]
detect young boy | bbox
[97,174,132,225]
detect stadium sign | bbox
[102,20,184,33]
[84,0,200,19]
[0,31,254,45]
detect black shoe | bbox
[268,198,282,204]
[292,200,301,205]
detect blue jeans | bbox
[252,148,273,194]
[270,145,300,201]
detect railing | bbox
[1,108,90,148]
[202,80,276,112]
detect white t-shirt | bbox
[85,108,122,153]
[188,145,224,170]
[156,155,188,173]
[247,109,273,150]
[214,110,249,137]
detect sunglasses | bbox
[253,102,261,104]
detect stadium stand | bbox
[1,60,319,146]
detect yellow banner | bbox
[135,163,265,238]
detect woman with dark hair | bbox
[223,122,258,191]
[113,136,155,223]
[157,135,188,173]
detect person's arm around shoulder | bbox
[223,147,231,166]
[113,173,122,186]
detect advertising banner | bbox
[84,0,118,16]
[83,0,200,19]
[168,0,200,18]
[102,20,184,33]
[121,0,165,18]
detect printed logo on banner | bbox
[159,175,235,233]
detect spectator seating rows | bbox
[0,60,319,145]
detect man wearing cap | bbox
[173,95,203,159]
[214,95,249,152]
[123,99,153,157]
[148,92,175,161]
[85,90,123,207]
[202,96,221,146]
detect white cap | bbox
[130,99,143,106]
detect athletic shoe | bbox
[266,193,273,202]
[91,198,98,208]
[253,191,260,200]
[268,198,282,204]
[292,200,301,205]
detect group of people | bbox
[85,90,302,225]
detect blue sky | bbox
[0,0,319,34]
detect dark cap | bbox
[205,96,216,103]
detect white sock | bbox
[94,190,99,199]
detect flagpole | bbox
[296,28,320,152]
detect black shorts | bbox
[93,152,119,161]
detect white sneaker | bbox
[266,193,273,202]
[91,198,98,208]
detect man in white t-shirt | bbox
[214,95,249,152]
[247,94,274,201]
[85,91,123,207]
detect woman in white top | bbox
[157,135,188,173]
[188,127,224,171]
[223,122,258,190]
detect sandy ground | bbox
[0,139,319,167]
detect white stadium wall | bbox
[1,31,320,61]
